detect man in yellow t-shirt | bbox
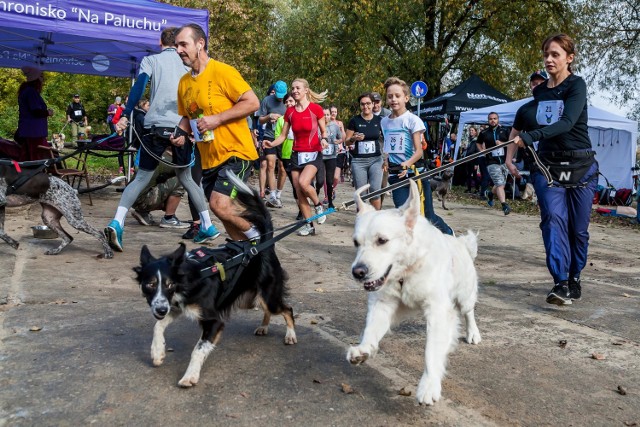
[171,24,260,241]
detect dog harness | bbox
[186,206,333,310]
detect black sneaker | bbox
[296,211,303,221]
[182,222,200,239]
[569,277,582,301]
[546,281,572,305]
[502,203,511,215]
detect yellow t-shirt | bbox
[177,59,258,169]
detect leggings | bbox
[120,163,208,214]
[188,148,204,221]
[316,158,337,205]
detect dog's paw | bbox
[416,376,441,406]
[178,374,199,388]
[151,343,165,366]
[466,327,482,345]
[346,346,369,365]
[254,325,269,336]
[284,328,297,345]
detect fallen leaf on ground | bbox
[341,383,354,394]
[29,326,42,332]
[240,392,248,398]
[313,379,322,384]
[591,353,606,360]
[310,319,318,325]
[622,293,632,298]
[558,340,567,348]
[315,288,325,293]
[398,387,412,396]
[617,385,627,395]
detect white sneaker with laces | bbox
[297,223,316,236]
[315,205,326,224]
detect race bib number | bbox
[491,147,505,157]
[536,100,564,126]
[298,151,318,165]
[384,131,405,154]
[358,140,376,154]
[73,109,82,117]
[190,119,214,143]
[322,143,335,156]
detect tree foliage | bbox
[264,0,577,118]
[578,0,640,118]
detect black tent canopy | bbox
[415,74,513,122]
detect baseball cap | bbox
[370,92,382,102]
[529,69,548,81]
[274,80,287,99]
[73,94,80,97]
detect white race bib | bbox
[190,118,213,142]
[298,151,318,165]
[491,147,505,157]
[383,131,405,154]
[322,143,336,156]
[536,100,564,126]
[73,109,82,117]
[358,140,377,154]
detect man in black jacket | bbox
[65,94,88,143]
[476,112,511,214]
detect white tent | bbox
[457,98,639,189]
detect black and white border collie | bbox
[134,173,296,387]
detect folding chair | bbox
[38,145,92,205]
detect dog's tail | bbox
[457,231,478,260]
[226,171,273,239]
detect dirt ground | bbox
[1,175,639,426]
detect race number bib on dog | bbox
[322,143,335,156]
[358,140,377,154]
[384,131,405,154]
[298,151,318,165]
[491,147,505,157]
[536,100,564,126]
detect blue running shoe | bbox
[484,189,494,207]
[104,220,124,252]
[193,224,221,244]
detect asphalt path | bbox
[1,178,639,426]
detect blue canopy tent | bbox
[0,0,209,78]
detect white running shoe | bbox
[315,205,326,224]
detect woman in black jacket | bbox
[510,33,598,306]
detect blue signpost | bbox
[411,80,428,119]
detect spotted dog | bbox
[0,165,113,258]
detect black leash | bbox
[196,207,335,309]
[339,140,518,209]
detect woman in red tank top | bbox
[266,78,329,236]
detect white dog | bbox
[347,180,481,405]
